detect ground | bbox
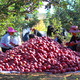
[0,72,80,80]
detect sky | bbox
[37,2,54,14]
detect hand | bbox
[10,42,17,47]
[76,41,80,44]
[70,41,75,46]
[65,42,69,46]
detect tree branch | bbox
[1,1,16,10]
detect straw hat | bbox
[7,27,17,33]
[69,26,80,33]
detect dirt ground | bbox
[0,72,80,80]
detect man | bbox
[31,28,42,37]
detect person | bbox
[67,26,80,51]
[11,32,22,46]
[22,27,31,42]
[31,27,42,37]
[76,33,80,52]
[29,34,37,39]
[54,33,62,44]
[61,27,68,39]
[47,25,54,37]
[1,27,17,52]
[22,16,31,42]
[47,25,57,37]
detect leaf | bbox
[39,1,43,5]
[76,0,80,4]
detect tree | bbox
[35,19,46,31]
[0,0,68,21]
[0,0,43,21]
[49,0,80,30]
[0,0,80,38]
[27,11,39,28]
[43,9,51,27]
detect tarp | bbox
[0,71,80,74]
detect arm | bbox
[5,36,14,48]
[34,30,37,35]
[69,36,77,46]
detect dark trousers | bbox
[1,47,12,53]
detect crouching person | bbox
[1,27,17,52]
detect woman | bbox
[1,27,17,52]
[67,26,80,51]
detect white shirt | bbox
[11,36,21,45]
[22,27,31,36]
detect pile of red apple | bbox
[0,36,80,74]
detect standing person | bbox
[31,27,42,37]
[47,25,54,37]
[47,25,57,37]
[1,27,17,52]
[67,26,80,51]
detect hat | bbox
[69,26,80,33]
[8,27,17,32]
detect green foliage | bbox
[51,0,80,30]
[0,0,80,39]
[76,78,79,80]
[27,11,39,28]
[43,9,51,27]
[0,0,43,21]
[0,14,24,36]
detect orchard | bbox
[0,36,80,74]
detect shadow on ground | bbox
[0,72,80,80]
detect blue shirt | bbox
[55,37,58,41]
[1,33,14,49]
